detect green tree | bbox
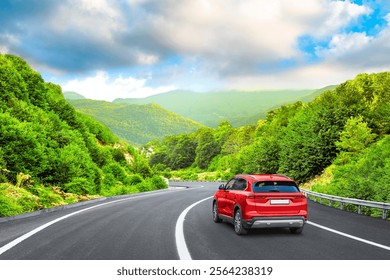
[170,134,197,169]
[336,116,376,153]
[195,128,220,169]
[6,54,48,109]
[0,55,28,106]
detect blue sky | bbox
[1,0,390,101]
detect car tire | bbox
[213,201,222,223]
[289,227,303,234]
[234,209,248,235]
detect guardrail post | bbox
[383,209,388,220]
[340,202,344,210]
[358,205,362,215]
[328,200,332,207]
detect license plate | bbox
[270,199,290,205]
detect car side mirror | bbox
[219,184,225,190]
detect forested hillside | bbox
[63,91,86,100]
[67,99,203,146]
[0,54,166,217]
[146,72,390,208]
[113,88,332,127]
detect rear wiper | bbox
[268,189,280,192]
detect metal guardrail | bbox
[301,189,390,220]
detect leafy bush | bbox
[125,174,143,185]
[136,181,152,192]
[29,185,65,208]
[0,183,40,215]
[149,175,168,190]
[0,192,23,217]
[63,177,96,195]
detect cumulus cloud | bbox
[62,71,176,101]
[385,12,390,25]
[1,0,372,73]
[316,32,372,58]
[123,0,372,75]
[1,0,389,96]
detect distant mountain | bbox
[299,85,337,103]
[63,91,86,100]
[113,88,332,127]
[68,99,203,146]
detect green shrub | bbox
[136,181,152,192]
[149,175,168,190]
[63,177,96,195]
[29,185,65,208]
[0,194,23,217]
[125,174,143,185]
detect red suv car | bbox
[212,174,308,235]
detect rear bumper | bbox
[244,216,306,229]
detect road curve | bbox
[0,182,389,260]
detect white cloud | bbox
[49,0,124,42]
[3,0,384,97]
[225,59,368,92]
[385,12,390,25]
[0,45,9,54]
[316,32,372,58]
[62,71,176,101]
[0,33,19,53]
[314,0,372,37]
[140,0,373,76]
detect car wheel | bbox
[289,227,303,234]
[213,201,222,223]
[234,209,248,235]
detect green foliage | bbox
[0,185,24,216]
[336,116,376,153]
[149,72,390,206]
[232,137,280,175]
[68,99,203,146]
[0,54,161,217]
[313,135,390,205]
[63,178,96,195]
[113,88,330,127]
[195,128,220,169]
[278,107,335,183]
[125,174,143,185]
[149,175,168,190]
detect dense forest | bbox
[0,54,167,217]
[145,72,390,213]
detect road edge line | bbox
[0,191,170,256]
[307,221,390,251]
[175,195,213,260]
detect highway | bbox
[0,182,389,260]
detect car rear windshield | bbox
[252,181,299,193]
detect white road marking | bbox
[0,191,171,256]
[307,221,390,251]
[174,195,390,259]
[175,196,213,260]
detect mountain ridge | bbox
[112,88,336,127]
[67,99,203,146]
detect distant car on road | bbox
[212,174,308,235]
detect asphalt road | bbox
[0,182,389,260]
